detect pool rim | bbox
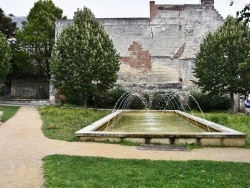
[75,110,247,146]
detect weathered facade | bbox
[54,0,223,98]
[11,79,49,99]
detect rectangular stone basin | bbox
[75,110,247,147]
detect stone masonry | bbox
[54,0,223,100]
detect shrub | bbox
[71,86,148,110]
[110,87,126,103]
[188,92,230,112]
[150,91,181,110]
[90,87,127,109]
[128,96,146,109]
[215,95,231,111]
[92,91,114,108]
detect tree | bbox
[0,32,12,82]
[51,7,120,107]
[236,4,250,24]
[193,16,250,113]
[16,0,64,78]
[0,8,16,38]
[0,8,19,82]
[230,1,250,24]
[10,40,31,79]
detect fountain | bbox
[75,92,246,146]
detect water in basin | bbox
[104,111,208,132]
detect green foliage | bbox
[109,87,126,105]
[0,32,12,82]
[150,91,181,110]
[51,7,120,107]
[11,46,31,76]
[16,0,64,77]
[39,106,110,141]
[90,88,148,109]
[0,106,20,122]
[193,16,250,113]
[126,92,149,109]
[0,8,16,38]
[43,155,250,187]
[231,1,250,24]
[128,97,145,109]
[111,90,147,110]
[91,91,114,108]
[188,92,230,112]
[237,4,250,24]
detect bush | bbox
[91,87,145,109]
[66,86,149,110]
[92,92,114,108]
[128,96,146,109]
[188,92,230,112]
[110,87,126,103]
[93,88,148,110]
[215,95,231,111]
[150,91,181,110]
[112,90,147,110]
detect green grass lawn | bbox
[0,106,20,122]
[39,106,110,141]
[43,155,250,188]
[39,107,250,146]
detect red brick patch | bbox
[121,42,151,73]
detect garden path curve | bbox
[0,106,250,187]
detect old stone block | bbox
[175,138,197,145]
[200,138,222,146]
[124,138,146,144]
[150,138,171,144]
[222,138,245,147]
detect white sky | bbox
[1,0,249,19]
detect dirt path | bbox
[0,106,250,187]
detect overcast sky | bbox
[1,0,248,19]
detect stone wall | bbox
[54,1,223,99]
[0,84,10,96]
[11,79,49,99]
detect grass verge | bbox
[39,106,110,141]
[194,112,250,147]
[43,155,250,188]
[0,106,20,122]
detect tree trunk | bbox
[83,96,88,108]
[230,92,235,114]
[237,93,241,112]
[44,43,51,79]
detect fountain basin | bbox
[75,110,246,146]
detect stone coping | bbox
[0,99,50,106]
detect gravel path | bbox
[0,106,250,187]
